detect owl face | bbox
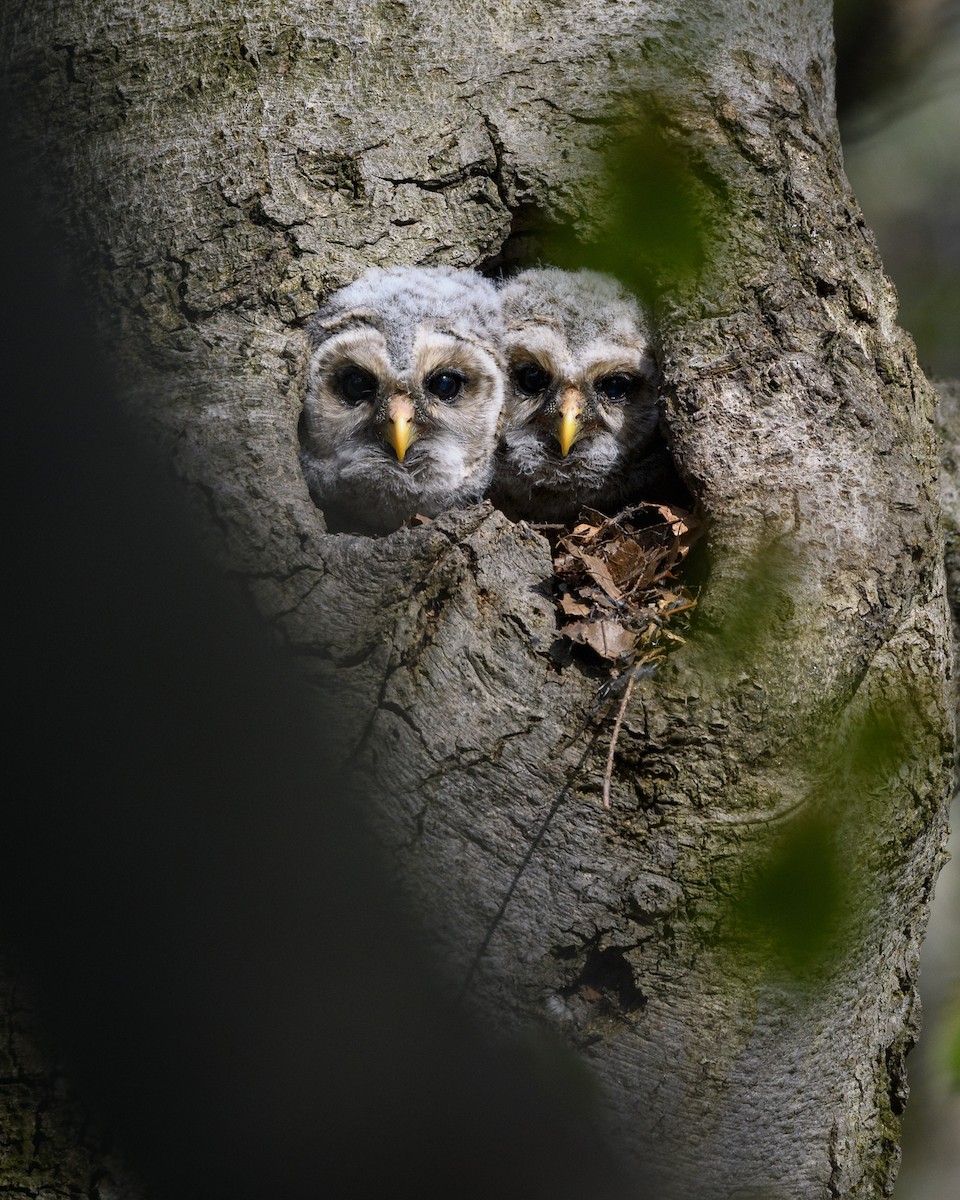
[491,269,660,523]
[300,267,505,535]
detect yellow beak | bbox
[556,387,583,456]
[386,394,417,462]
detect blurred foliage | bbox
[491,13,958,1159]
[733,809,847,976]
[525,7,960,375]
[829,699,913,797]
[721,695,916,980]
[535,101,718,314]
[691,542,801,681]
[682,542,921,981]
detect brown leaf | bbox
[578,551,624,600]
[546,502,699,670]
[559,593,592,617]
[655,503,687,525]
[660,504,706,546]
[554,541,624,600]
[607,540,663,592]
[606,538,646,575]
[560,619,637,661]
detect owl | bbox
[299,266,505,535]
[488,268,662,523]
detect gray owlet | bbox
[489,268,661,523]
[300,265,505,535]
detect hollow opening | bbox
[555,940,648,1016]
[298,201,696,552]
[479,202,575,280]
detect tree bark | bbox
[2,2,954,1197]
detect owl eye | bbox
[513,363,552,396]
[334,365,379,406]
[595,373,640,404]
[425,369,466,404]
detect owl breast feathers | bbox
[488,268,662,524]
[299,265,505,535]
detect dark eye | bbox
[513,363,552,396]
[595,373,639,404]
[425,369,465,403]
[334,365,378,406]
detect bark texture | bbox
[0,969,127,1200]
[2,2,955,1196]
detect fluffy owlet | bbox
[299,266,505,535]
[489,268,661,523]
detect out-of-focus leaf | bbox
[541,104,716,310]
[694,541,801,679]
[717,689,929,983]
[732,810,846,977]
[826,702,913,797]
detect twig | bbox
[602,670,636,809]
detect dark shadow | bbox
[1,100,640,1200]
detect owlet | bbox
[300,265,505,535]
[489,268,661,523]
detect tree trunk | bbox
[2,2,954,1197]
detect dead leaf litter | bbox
[541,502,702,669]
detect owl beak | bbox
[556,387,583,456]
[385,394,418,462]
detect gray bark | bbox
[2,2,955,1197]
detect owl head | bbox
[300,266,505,535]
[491,268,661,523]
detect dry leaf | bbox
[579,552,623,601]
[606,539,647,584]
[561,619,637,661]
[559,593,591,617]
[655,504,691,533]
[547,501,702,667]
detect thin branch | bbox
[602,670,636,809]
